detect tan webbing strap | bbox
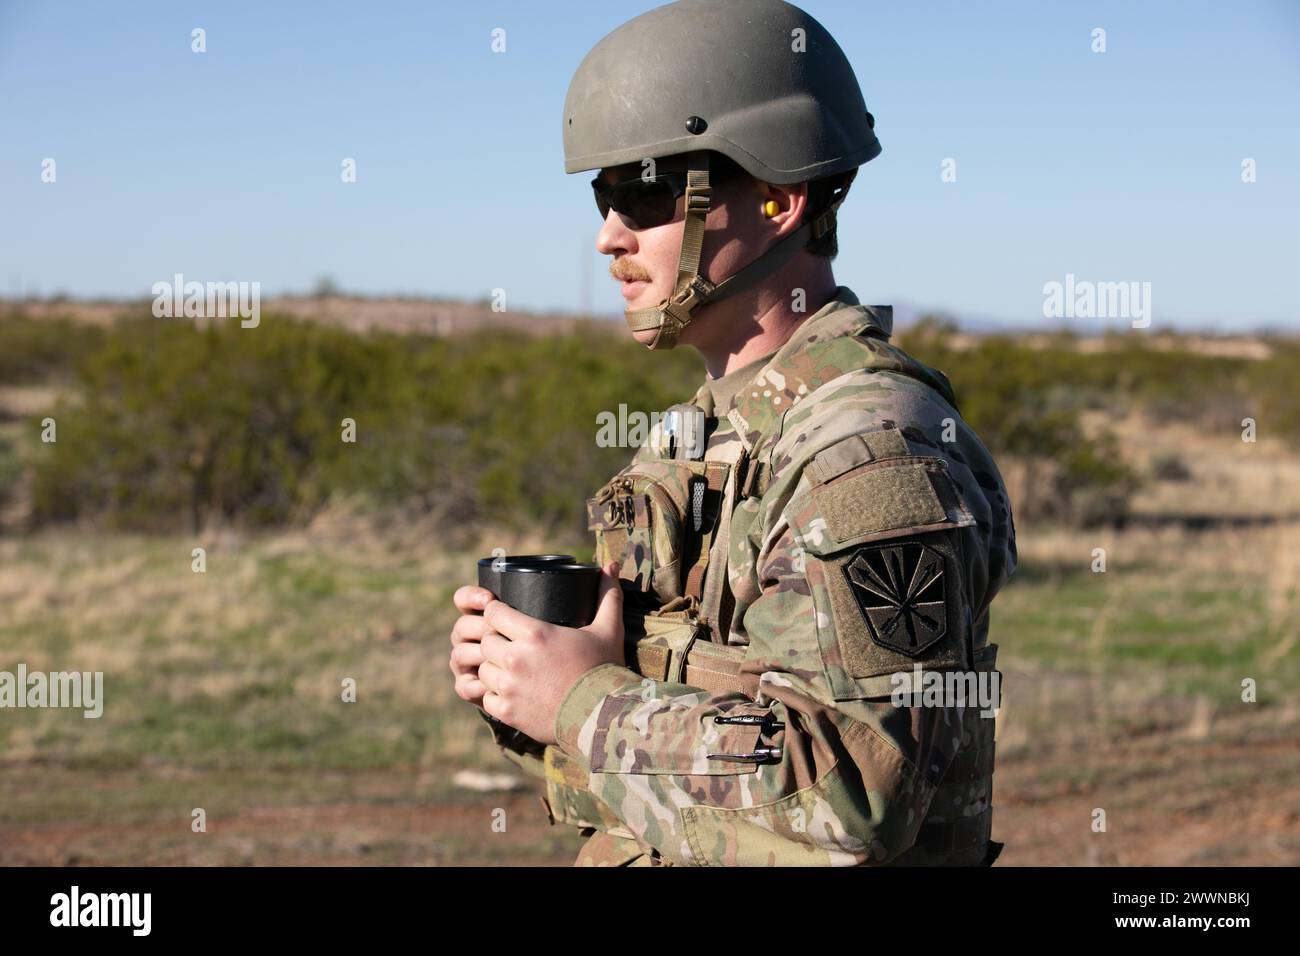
[625,156,714,348]
[683,662,750,697]
[683,461,731,601]
[682,641,754,697]
[740,454,766,500]
[698,451,744,642]
[633,642,672,682]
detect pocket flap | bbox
[794,456,975,556]
[588,696,764,776]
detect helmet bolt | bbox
[685,115,707,135]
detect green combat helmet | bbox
[562,0,882,349]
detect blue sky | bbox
[2,0,1298,330]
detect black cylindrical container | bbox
[477,554,574,599]
[476,555,602,627]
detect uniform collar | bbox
[690,287,890,415]
[793,285,892,344]
[724,287,901,452]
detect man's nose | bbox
[595,209,635,256]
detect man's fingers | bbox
[450,642,484,672]
[450,613,491,646]
[453,585,496,615]
[589,562,625,634]
[479,659,506,694]
[455,674,487,703]
[482,599,543,642]
[479,630,513,666]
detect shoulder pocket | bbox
[789,447,978,701]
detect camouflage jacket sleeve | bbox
[552,369,1016,866]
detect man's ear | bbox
[757,181,810,229]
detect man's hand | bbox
[448,584,495,710]
[448,562,625,745]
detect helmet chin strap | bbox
[624,151,856,350]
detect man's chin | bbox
[630,326,659,347]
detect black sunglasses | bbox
[590,172,690,230]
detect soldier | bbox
[448,0,1016,866]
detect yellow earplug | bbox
[762,200,780,218]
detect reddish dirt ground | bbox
[5,712,1295,867]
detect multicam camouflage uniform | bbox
[483,286,1017,866]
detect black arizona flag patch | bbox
[841,540,949,658]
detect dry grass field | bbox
[1,416,1296,865]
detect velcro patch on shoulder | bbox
[797,457,974,556]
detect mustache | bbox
[610,261,651,283]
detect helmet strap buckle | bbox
[665,274,715,321]
[684,182,712,213]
